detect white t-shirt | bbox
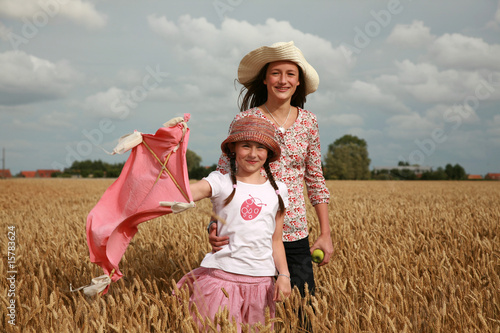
[200,171,289,276]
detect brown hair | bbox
[237,63,307,112]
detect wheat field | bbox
[0,179,499,332]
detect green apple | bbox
[311,249,324,263]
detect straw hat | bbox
[221,116,281,162]
[238,41,319,95]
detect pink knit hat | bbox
[221,116,281,162]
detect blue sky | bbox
[1,0,499,176]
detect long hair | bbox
[263,161,285,214]
[237,63,307,112]
[223,153,285,215]
[223,152,238,207]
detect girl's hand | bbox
[208,223,229,252]
[273,275,291,302]
[310,233,333,266]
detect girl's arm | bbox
[189,180,212,202]
[272,212,291,302]
[208,154,231,251]
[304,114,333,265]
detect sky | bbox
[1,0,499,176]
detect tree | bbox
[421,167,447,180]
[186,149,216,180]
[390,168,417,180]
[60,160,124,178]
[186,149,202,173]
[323,134,371,180]
[445,163,467,180]
[445,164,454,179]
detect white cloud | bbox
[0,0,107,29]
[115,69,145,86]
[427,33,500,70]
[81,87,128,119]
[377,60,500,104]
[496,0,500,22]
[0,50,82,105]
[486,0,500,29]
[425,103,480,131]
[148,14,179,36]
[0,21,10,40]
[387,20,435,48]
[147,15,354,86]
[385,112,436,139]
[329,113,364,127]
[487,114,500,137]
[0,2,498,176]
[143,86,179,101]
[10,110,77,132]
[39,110,78,129]
[309,90,337,112]
[344,80,410,113]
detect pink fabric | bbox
[86,115,192,290]
[176,267,275,331]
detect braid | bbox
[264,161,285,214]
[223,153,238,207]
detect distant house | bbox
[485,173,500,180]
[20,171,36,178]
[467,174,483,180]
[0,169,12,178]
[36,169,60,178]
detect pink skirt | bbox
[176,267,275,330]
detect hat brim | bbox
[238,41,319,95]
[221,133,281,163]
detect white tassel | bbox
[111,131,143,154]
[70,274,112,296]
[99,131,143,155]
[159,201,195,213]
[163,116,188,153]
[163,117,185,127]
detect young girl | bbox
[176,116,291,331]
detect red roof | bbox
[485,173,500,180]
[467,174,482,180]
[0,169,12,178]
[20,171,36,178]
[36,169,60,178]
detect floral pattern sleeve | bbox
[304,114,330,206]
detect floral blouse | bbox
[217,107,330,242]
